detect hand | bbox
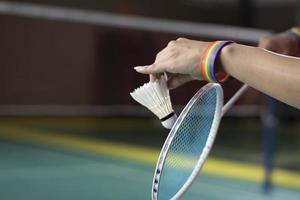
[258,32,299,56]
[134,38,211,89]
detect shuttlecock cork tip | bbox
[130,74,177,129]
[161,112,177,129]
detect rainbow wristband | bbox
[286,27,300,48]
[200,41,234,83]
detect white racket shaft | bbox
[221,84,248,117]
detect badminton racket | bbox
[152,83,248,200]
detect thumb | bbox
[149,73,163,82]
[134,64,166,74]
[167,74,193,90]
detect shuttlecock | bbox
[130,74,177,129]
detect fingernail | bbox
[134,66,145,71]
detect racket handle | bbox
[221,84,248,116]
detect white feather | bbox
[130,74,177,129]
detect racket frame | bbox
[151,83,224,200]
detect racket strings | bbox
[157,88,217,200]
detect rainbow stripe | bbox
[200,41,233,83]
[287,27,300,47]
[290,27,300,37]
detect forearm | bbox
[220,43,300,108]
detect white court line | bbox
[0,1,270,42]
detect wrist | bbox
[218,43,238,74]
[216,43,236,72]
[200,41,235,83]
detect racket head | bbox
[152,83,223,200]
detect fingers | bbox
[134,63,167,74]
[134,37,206,84]
[149,74,162,82]
[134,39,184,75]
[167,74,193,90]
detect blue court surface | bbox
[0,117,299,200]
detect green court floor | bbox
[0,140,299,200]
[0,117,299,200]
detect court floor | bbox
[0,117,299,200]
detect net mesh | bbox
[157,87,218,200]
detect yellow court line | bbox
[0,125,299,190]
[0,125,159,164]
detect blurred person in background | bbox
[259,29,299,56]
[134,27,300,109]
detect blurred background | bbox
[0,0,299,199]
